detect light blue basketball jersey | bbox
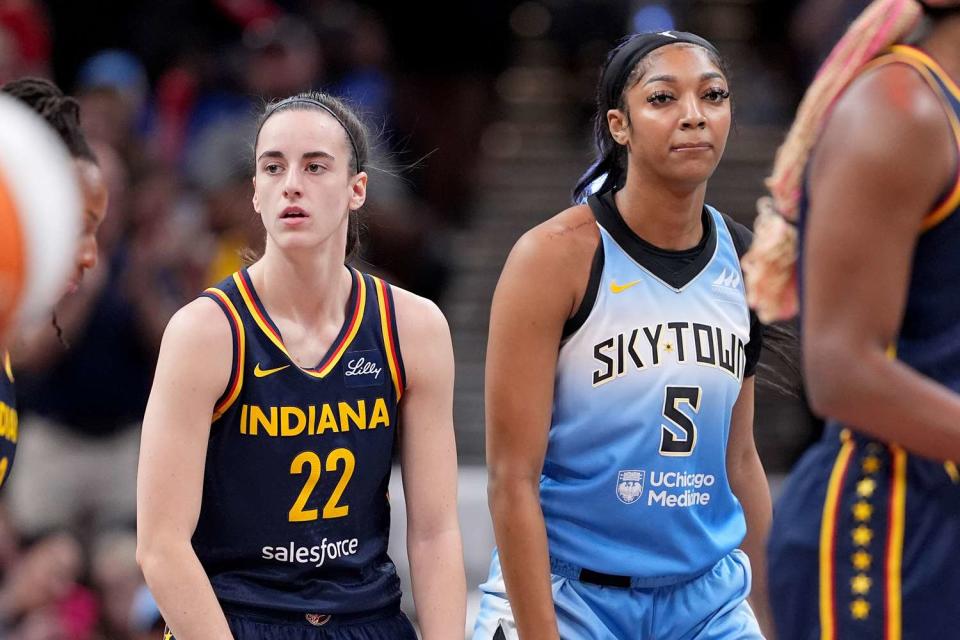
[540,202,750,583]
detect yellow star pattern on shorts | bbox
[856,478,876,498]
[852,501,873,521]
[852,550,872,571]
[852,525,874,546]
[851,599,871,620]
[861,456,881,474]
[851,574,872,595]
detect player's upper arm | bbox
[724,214,764,377]
[486,221,590,483]
[727,376,757,467]
[802,64,955,395]
[391,288,458,536]
[138,297,234,544]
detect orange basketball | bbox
[0,94,81,341]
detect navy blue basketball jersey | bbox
[0,352,15,490]
[539,193,759,584]
[192,267,406,614]
[773,45,960,640]
[879,46,960,394]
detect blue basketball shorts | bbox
[163,603,417,640]
[768,427,960,639]
[472,548,762,639]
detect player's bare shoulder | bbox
[500,204,600,319]
[512,203,599,272]
[390,285,450,344]
[157,296,235,395]
[164,296,233,351]
[387,283,453,392]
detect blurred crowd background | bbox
[0,0,871,638]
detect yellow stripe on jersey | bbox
[205,287,245,422]
[315,272,367,377]
[819,429,856,640]
[232,270,368,379]
[859,48,960,232]
[883,47,960,231]
[893,45,960,101]
[373,277,403,398]
[233,271,286,354]
[885,445,907,640]
[3,351,12,382]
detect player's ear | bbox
[608,109,629,146]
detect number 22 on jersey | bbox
[288,448,355,522]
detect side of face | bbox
[67,158,108,295]
[607,44,732,188]
[252,109,367,253]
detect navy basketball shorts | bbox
[163,603,417,640]
[768,427,960,639]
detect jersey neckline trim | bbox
[588,190,718,291]
[232,267,367,378]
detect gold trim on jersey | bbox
[372,276,404,398]
[232,269,367,379]
[819,429,856,640]
[860,46,960,232]
[884,444,907,640]
[205,287,246,422]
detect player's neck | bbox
[614,178,707,251]
[923,13,960,83]
[250,247,352,328]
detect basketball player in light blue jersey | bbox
[475,32,772,639]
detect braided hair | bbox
[742,0,949,322]
[1,77,97,164]
[2,77,99,346]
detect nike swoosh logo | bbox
[254,363,291,378]
[610,280,641,294]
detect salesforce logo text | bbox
[261,537,359,567]
[647,471,715,507]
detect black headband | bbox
[259,96,362,173]
[602,31,722,107]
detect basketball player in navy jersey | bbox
[0,78,108,491]
[137,91,465,639]
[475,32,772,640]
[744,1,960,637]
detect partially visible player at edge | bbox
[476,31,772,640]
[0,77,108,491]
[743,1,960,638]
[136,91,465,640]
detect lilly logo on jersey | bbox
[343,349,384,388]
[616,470,645,504]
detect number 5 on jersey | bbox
[660,386,701,456]
[289,448,355,522]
